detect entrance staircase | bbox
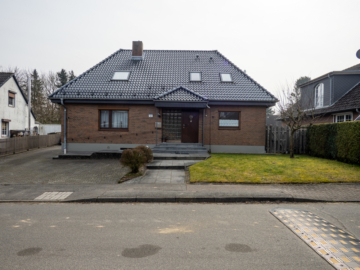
[152,143,208,155]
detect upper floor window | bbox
[220,73,232,82]
[99,110,128,130]
[314,83,324,108]
[190,72,201,81]
[8,91,15,107]
[112,71,130,81]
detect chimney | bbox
[132,41,144,60]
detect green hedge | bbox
[307,121,360,165]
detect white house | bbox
[0,73,37,139]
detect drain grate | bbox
[270,207,360,270]
[34,192,73,201]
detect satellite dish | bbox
[357,49,360,59]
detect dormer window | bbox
[220,73,232,82]
[190,72,201,82]
[314,83,324,108]
[112,71,130,81]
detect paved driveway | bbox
[0,146,129,184]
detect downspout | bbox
[328,74,332,105]
[202,108,205,146]
[155,108,158,146]
[208,104,211,153]
[61,98,67,154]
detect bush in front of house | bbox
[134,145,153,163]
[120,148,146,173]
[307,121,360,165]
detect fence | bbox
[265,125,307,154]
[0,133,61,157]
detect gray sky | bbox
[1,0,359,98]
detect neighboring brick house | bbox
[0,73,37,139]
[49,41,277,154]
[299,63,360,124]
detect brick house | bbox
[299,63,360,124]
[49,42,277,154]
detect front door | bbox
[181,111,199,143]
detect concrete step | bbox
[152,150,208,154]
[153,153,209,160]
[153,147,207,151]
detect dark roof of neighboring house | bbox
[0,72,36,119]
[314,81,360,114]
[299,62,360,88]
[266,114,282,126]
[49,49,277,104]
[0,72,14,88]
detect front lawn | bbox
[189,154,360,184]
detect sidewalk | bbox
[1,182,360,203]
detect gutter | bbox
[61,98,67,154]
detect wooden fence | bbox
[265,126,307,154]
[0,133,61,157]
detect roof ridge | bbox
[120,49,217,52]
[49,48,125,98]
[214,50,278,101]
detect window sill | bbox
[99,129,129,132]
[218,127,240,130]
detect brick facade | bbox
[61,104,266,147]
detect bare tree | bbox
[277,81,317,158]
[41,71,61,123]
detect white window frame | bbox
[1,122,9,137]
[333,112,353,123]
[190,72,202,82]
[220,73,233,82]
[112,71,131,81]
[314,83,324,108]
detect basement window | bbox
[112,71,130,81]
[190,72,201,81]
[220,73,232,82]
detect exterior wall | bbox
[0,77,37,139]
[39,124,61,135]
[333,75,360,102]
[60,103,267,153]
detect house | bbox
[49,41,277,154]
[299,63,360,123]
[0,73,37,139]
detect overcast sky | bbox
[1,0,359,98]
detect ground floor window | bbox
[99,110,128,130]
[333,113,352,123]
[2,122,9,136]
[219,111,240,129]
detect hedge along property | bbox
[49,41,278,154]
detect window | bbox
[8,92,15,107]
[2,122,8,136]
[190,72,201,81]
[334,113,352,123]
[314,83,324,108]
[220,73,232,82]
[219,111,240,129]
[112,71,130,81]
[99,110,128,129]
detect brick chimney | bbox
[132,41,144,60]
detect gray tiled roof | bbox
[49,49,277,102]
[155,86,207,101]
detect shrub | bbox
[134,145,153,163]
[307,121,360,165]
[120,148,146,173]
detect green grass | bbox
[189,154,360,184]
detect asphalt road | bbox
[1,203,359,270]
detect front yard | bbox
[189,154,360,184]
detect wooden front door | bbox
[181,111,199,143]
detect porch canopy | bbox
[153,86,208,108]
